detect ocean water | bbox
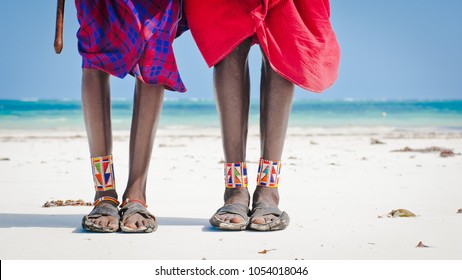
[0,99,461,131]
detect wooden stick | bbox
[54,0,65,54]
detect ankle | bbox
[253,158,282,206]
[120,198,148,208]
[224,187,250,205]
[252,185,279,206]
[122,191,146,205]
[94,190,118,201]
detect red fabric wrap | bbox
[184,0,340,93]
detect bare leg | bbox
[251,52,294,225]
[213,37,253,223]
[81,68,118,231]
[121,79,165,230]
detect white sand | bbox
[0,126,461,260]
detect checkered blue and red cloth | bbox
[76,0,186,92]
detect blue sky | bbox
[0,0,461,100]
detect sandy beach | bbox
[0,126,461,260]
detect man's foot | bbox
[250,186,279,224]
[82,193,120,233]
[220,188,251,223]
[209,188,251,230]
[119,199,157,233]
[249,186,289,231]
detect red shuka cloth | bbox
[183,0,340,93]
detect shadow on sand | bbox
[0,213,209,232]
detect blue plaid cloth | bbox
[76,0,186,92]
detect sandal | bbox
[119,199,157,233]
[209,203,250,230]
[81,196,120,233]
[248,202,290,231]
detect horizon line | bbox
[1,97,462,103]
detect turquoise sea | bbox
[1,99,462,130]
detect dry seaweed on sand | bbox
[370,138,385,145]
[440,150,456,157]
[391,146,459,157]
[378,209,417,218]
[258,249,276,254]
[388,209,416,217]
[416,241,430,248]
[42,199,92,207]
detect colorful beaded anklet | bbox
[225,162,248,188]
[257,158,282,188]
[93,196,120,207]
[91,155,115,191]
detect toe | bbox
[96,218,106,227]
[108,220,118,230]
[251,216,266,224]
[87,217,98,226]
[230,216,243,223]
[124,221,137,229]
[123,214,141,229]
[220,214,244,224]
[136,220,147,229]
[147,218,156,227]
[219,214,230,223]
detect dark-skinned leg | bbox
[213,37,253,223]
[121,79,164,230]
[251,52,294,225]
[81,68,118,231]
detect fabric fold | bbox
[184,0,340,93]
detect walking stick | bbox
[54,0,65,54]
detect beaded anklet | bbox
[93,196,120,207]
[225,162,248,188]
[257,158,282,188]
[91,155,115,191]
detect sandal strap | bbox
[93,196,120,207]
[86,203,120,218]
[119,200,155,222]
[251,202,283,217]
[120,198,147,208]
[215,203,250,220]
